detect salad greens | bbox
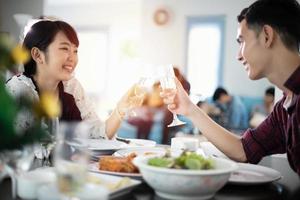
[148,151,215,170]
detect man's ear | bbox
[262,25,274,48]
[31,47,44,64]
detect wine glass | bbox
[54,122,90,200]
[159,64,186,127]
[128,77,154,117]
[34,117,58,167]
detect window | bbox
[75,28,108,96]
[186,16,225,98]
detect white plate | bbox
[114,147,166,157]
[89,172,141,198]
[229,163,282,185]
[122,139,156,148]
[78,138,156,151]
[80,139,126,151]
[88,162,142,180]
[37,171,141,200]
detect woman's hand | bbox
[160,78,194,117]
[117,84,145,118]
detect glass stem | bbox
[5,165,17,199]
[173,113,179,121]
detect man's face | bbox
[236,20,269,80]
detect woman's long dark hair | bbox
[23,20,79,76]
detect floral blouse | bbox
[6,74,107,139]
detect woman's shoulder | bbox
[6,74,37,97]
[62,77,83,92]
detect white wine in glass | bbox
[128,77,153,117]
[159,64,186,127]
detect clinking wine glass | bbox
[128,77,153,117]
[159,64,186,127]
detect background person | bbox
[212,87,248,133]
[249,86,275,127]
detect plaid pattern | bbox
[242,67,300,176]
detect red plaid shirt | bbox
[242,66,300,176]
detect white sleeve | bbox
[63,77,107,139]
[6,76,39,101]
[5,76,38,134]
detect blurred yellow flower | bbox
[38,92,61,119]
[11,44,30,64]
[1,35,47,150]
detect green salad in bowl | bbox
[133,150,238,200]
[148,151,215,170]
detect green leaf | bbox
[148,157,174,168]
[185,158,202,169]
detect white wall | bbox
[44,0,143,112]
[140,0,271,97]
[45,0,297,98]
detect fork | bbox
[116,137,144,146]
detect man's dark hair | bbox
[265,86,275,97]
[23,20,79,76]
[213,87,228,102]
[237,0,300,51]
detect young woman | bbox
[6,20,142,139]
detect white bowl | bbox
[133,156,238,200]
[17,167,55,199]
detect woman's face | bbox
[40,31,78,82]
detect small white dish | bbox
[171,137,199,151]
[37,183,109,200]
[200,141,229,159]
[36,172,140,200]
[229,163,282,185]
[17,167,55,199]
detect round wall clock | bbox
[153,8,170,26]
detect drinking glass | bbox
[54,122,90,200]
[159,64,186,127]
[0,145,35,199]
[128,77,154,117]
[33,117,58,167]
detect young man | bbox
[161,0,300,176]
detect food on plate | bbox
[87,175,132,190]
[143,152,158,156]
[99,153,139,173]
[148,151,215,170]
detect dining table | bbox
[0,153,299,200]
